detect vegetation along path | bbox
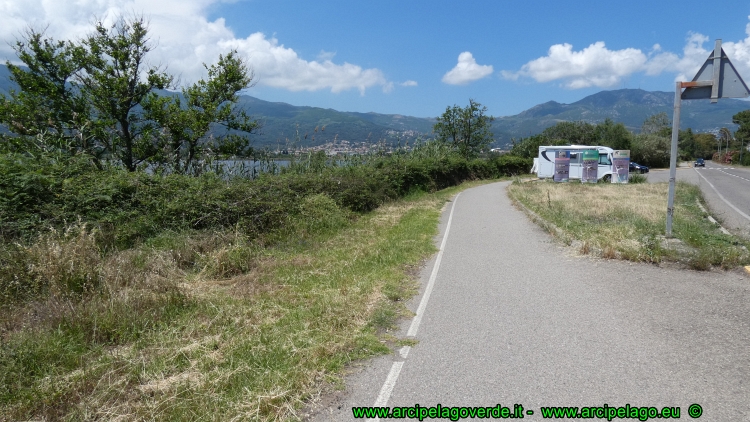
[311,181,750,421]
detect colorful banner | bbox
[581,149,598,183]
[553,150,570,182]
[612,150,630,183]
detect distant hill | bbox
[236,95,435,148]
[2,63,749,148]
[491,89,750,146]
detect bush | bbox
[1,147,528,250]
[631,134,670,168]
[629,173,647,184]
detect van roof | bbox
[538,145,614,152]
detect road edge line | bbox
[366,192,462,420]
[406,192,461,337]
[694,168,750,222]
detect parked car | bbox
[629,162,649,173]
[695,158,705,167]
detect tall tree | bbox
[143,51,260,174]
[732,110,750,163]
[1,15,259,173]
[541,121,597,145]
[0,29,91,156]
[694,133,717,159]
[678,128,696,159]
[433,99,494,158]
[641,112,671,137]
[733,110,750,139]
[595,118,632,150]
[76,16,173,171]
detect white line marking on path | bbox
[695,199,732,235]
[406,192,461,337]
[366,192,462,421]
[694,168,750,222]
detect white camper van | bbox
[535,145,615,181]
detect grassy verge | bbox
[0,180,488,421]
[507,180,750,270]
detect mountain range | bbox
[2,64,749,148]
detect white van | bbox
[535,145,615,181]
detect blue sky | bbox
[2,0,750,117]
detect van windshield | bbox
[598,154,611,165]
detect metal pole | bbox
[666,81,681,237]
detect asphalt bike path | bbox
[310,181,749,421]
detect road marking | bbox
[368,192,461,421]
[695,199,732,235]
[407,192,461,337]
[693,168,750,222]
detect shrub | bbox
[629,173,647,184]
[1,147,528,250]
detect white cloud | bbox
[317,50,336,61]
[400,80,418,87]
[0,0,391,95]
[644,33,711,81]
[442,52,493,85]
[503,17,750,89]
[503,42,647,89]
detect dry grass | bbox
[0,181,485,421]
[508,180,750,268]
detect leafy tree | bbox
[678,128,696,159]
[541,121,597,145]
[631,134,671,168]
[733,110,750,163]
[595,118,631,150]
[694,133,717,159]
[733,110,750,139]
[0,15,259,173]
[0,29,91,157]
[433,99,494,158]
[641,112,671,137]
[508,134,567,159]
[76,16,173,171]
[143,51,259,174]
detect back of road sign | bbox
[681,46,750,100]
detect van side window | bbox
[598,154,611,165]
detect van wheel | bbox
[602,174,611,183]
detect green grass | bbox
[0,179,492,421]
[507,180,750,269]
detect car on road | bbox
[629,162,649,173]
[695,158,705,167]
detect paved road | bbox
[647,163,750,238]
[309,181,750,421]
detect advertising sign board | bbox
[554,150,570,182]
[581,149,598,183]
[612,150,630,183]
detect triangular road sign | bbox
[682,40,750,101]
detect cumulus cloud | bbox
[502,42,647,89]
[400,80,418,87]
[0,0,391,95]
[503,17,750,89]
[442,52,493,85]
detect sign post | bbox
[666,39,750,237]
